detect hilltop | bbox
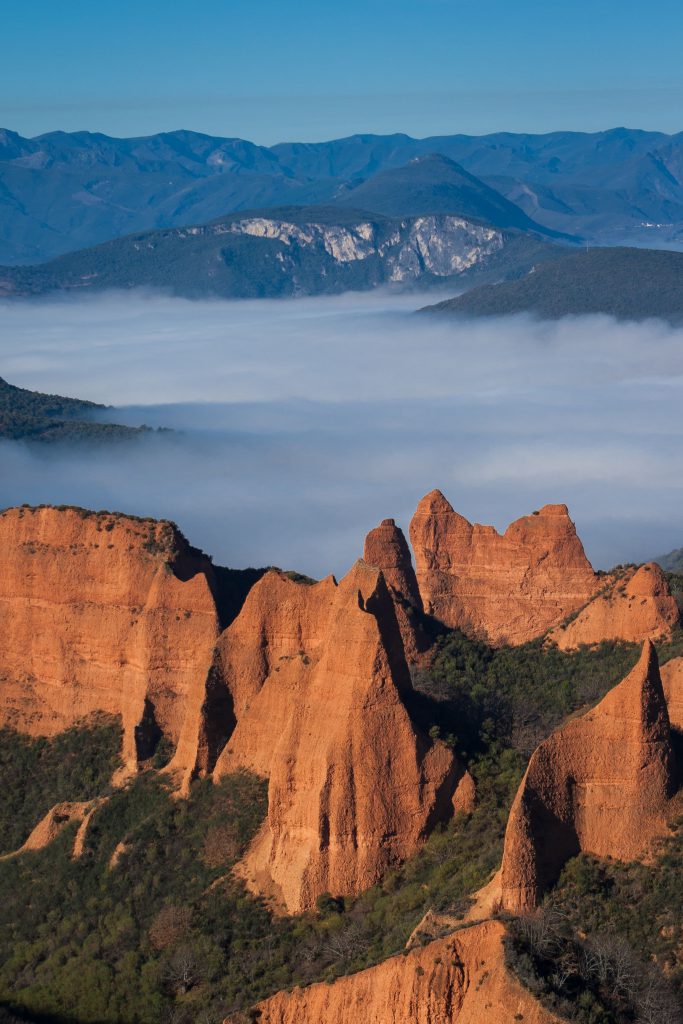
[421,246,683,323]
[2,126,683,264]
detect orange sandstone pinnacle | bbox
[214,561,469,913]
[363,516,429,662]
[500,641,678,913]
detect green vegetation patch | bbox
[0,376,157,443]
[505,814,683,1021]
[411,630,645,760]
[0,719,122,854]
[0,772,268,1024]
[1,630,682,1021]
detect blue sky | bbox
[3,0,683,142]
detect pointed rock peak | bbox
[364,517,425,656]
[339,558,384,604]
[628,562,672,597]
[500,638,677,913]
[364,518,412,570]
[414,489,455,515]
[597,639,668,724]
[615,637,658,691]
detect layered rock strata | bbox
[550,563,679,650]
[232,920,560,1024]
[0,505,220,782]
[214,561,466,913]
[501,641,678,912]
[409,490,600,645]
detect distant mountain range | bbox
[420,248,683,323]
[654,547,683,574]
[2,126,683,264]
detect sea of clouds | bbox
[2,289,683,577]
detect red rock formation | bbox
[232,920,560,1024]
[363,517,428,662]
[409,490,599,645]
[501,642,678,912]
[0,506,220,783]
[550,563,679,650]
[661,657,683,730]
[452,770,477,814]
[214,561,465,913]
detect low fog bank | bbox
[2,291,683,576]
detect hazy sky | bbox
[2,0,682,141]
[2,291,683,578]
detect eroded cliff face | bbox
[550,563,679,650]
[363,517,428,663]
[661,656,683,730]
[0,506,220,781]
[224,214,504,282]
[233,920,560,1024]
[214,561,465,913]
[501,642,678,912]
[409,490,599,645]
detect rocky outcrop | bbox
[363,517,427,662]
[0,799,103,859]
[661,657,683,730]
[452,770,477,814]
[214,561,464,913]
[0,505,221,783]
[501,642,678,912]
[409,490,599,645]
[234,920,560,1024]
[550,563,679,650]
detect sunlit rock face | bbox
[409,489,600,645]
[0,505,221,784]
[549,562,680,649]
[500,642,678,913]
[213,561,466,913]
[363,517,428,663]
[229,920,562,1024]
[661,656,683,730]
[224,213,504,281]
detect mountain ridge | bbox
[2,126,683,264]
[0,200,562,300]
[420,246,683,323]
